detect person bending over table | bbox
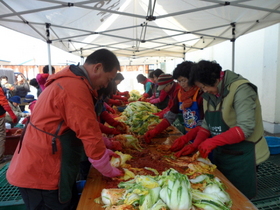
[170,60,270,199]
[6,49,124,210]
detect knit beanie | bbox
[157,74,173,90]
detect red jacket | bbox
[155,83,181,118]
[0,87,9,117]
[7,66,106,190]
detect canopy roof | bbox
[1,0,280,65]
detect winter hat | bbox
[23,94,36,103]
[9,96,21,104]
[157,74,174,90]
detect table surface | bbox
[77,127,258,210]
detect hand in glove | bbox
[138,96,146,101]
[103,137,122,151]
[122,91,129,96]
[175,127,210,158]
[107,99,123,106]
[99,123,121,135]
[101,111,126,134]
[170,126,201,152]
[153,109,168,119]
[198,126,245,158]
[107,106,116,114]
[116,122,127,134]
[112,95,128,102]
[144,118,170,144]
[3,104,18,124]
[143,93,150,98]
[104,102,116,114]
[89,149,124,178]
[124,92,130,98]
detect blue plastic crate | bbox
[265,136,280,155]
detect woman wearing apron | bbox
[144,61,204,144]
[171,60,270,199]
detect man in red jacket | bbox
[0,86,17,163]
[7,49,124,209]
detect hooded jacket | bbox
[7,65,106,190]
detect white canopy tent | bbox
[1,0,280,67]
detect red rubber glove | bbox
[3,104,18,124]
[120,91,129,96]
[138,96,146,101]
[111,140,123,151]
[107,99,123,106]
[122,91,130,98]
[104,102,116,114]
[115,122,127,134]
[198,126,245,158]
[99,123,121,135]
[102,137,122,151]
[144,118,170,144]
[121,97,128,102]
[175,127,211,158]
[89,149,124,178]
[112,95,128,102]
[153,108,169,119]
[100,111,126,134]
[143,93,150,98]
[170,126,201,152]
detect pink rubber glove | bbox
[89,149,124,178]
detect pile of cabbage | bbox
[128,90,142,102]
[120,101,160,135]
[100,168,232,210]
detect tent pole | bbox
[232,40,235,72]
[231,22,236,72]
[47,43,52,75]
[183,44,186,61]
[80,48,84,65]
[46,23,52,75]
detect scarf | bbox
[179,86,199,110]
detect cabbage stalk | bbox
[159,169,192,210]
[150,199,168,210]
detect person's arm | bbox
[198,83,257,158]
[0,89,17,123]
[100,111,127,133]
[145,82,153,94]
[233,84,257,137]
[149,90,168,104]
[105,98,124,106]
[99,123,120,135]
[57,79,122,177]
